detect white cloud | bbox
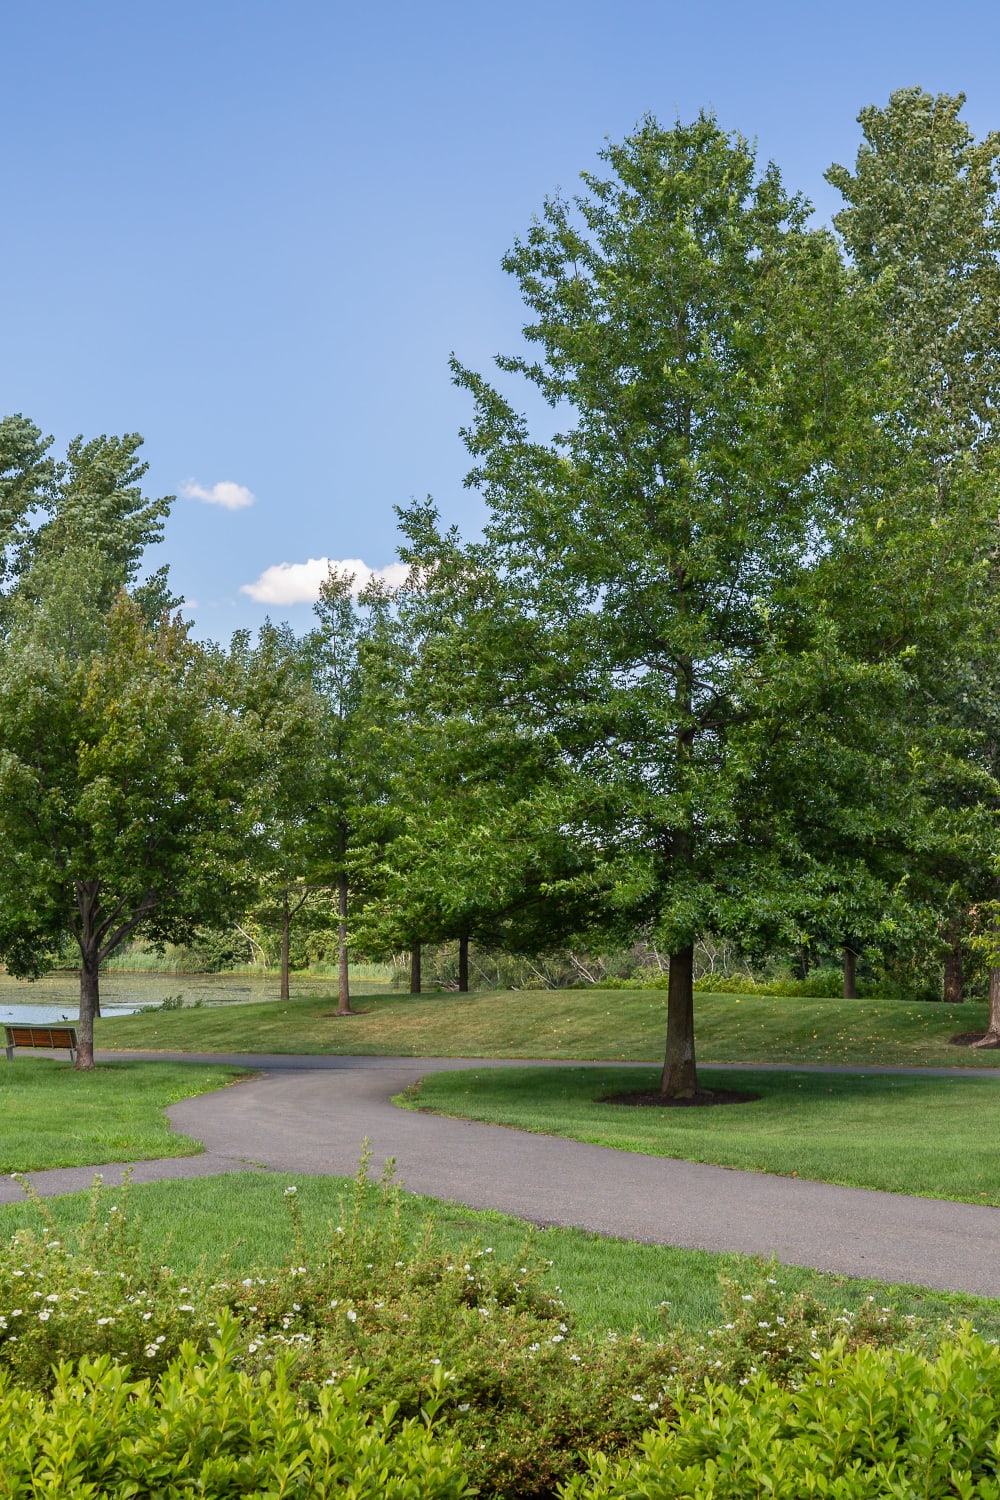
[180,479,255,511]
[240,557,408,606]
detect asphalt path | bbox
[5,1052,1000,1298]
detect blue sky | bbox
[3,0,999,638]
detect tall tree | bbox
[432,114,920,1097]
[828,89,1000,1018]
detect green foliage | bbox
[0,1338,469,1498]
[672,1262,920,1389]
[691,967,905,998]
[563,1329,1000,1499]
[3,1167,954,1500]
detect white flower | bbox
[284,1186,298,1196]
[37,1311,50,1322]
[346,1309,357,1323]
[97,1317,113,1325]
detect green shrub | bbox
[562,1328,1000,1498]
[692,967,910,998]
[669,1261,921,1389]
[0,1329,470,1498]
[0,1185,220,1389]
[0,1168,943,1499]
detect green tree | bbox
[432,114,910,1097]
[356,511,604,993]
[827,89,1000,1018]
[303,568,409,1015]
[0,595,281,1067]
[0,424,296,1068]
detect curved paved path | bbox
[5,1053,1000,1298]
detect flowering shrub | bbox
[0,1180,218,1389]
[0,1161,950,1498]
[669,1262,920,1389]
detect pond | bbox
[0,970,392,1025]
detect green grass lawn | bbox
[3,1170,998,1342]
[94,985,1000,1068]
[0,1059,251,1172]
[402,1065,1000,1205]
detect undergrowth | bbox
[0,1152,955,1498]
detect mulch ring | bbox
[950,1032,1000,1049]
[599,1088,760,1108]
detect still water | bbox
[0,971,389,1025]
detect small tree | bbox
[304,569,408,1015]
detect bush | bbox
[0,1168,943,1498]
[0,1185,220,1389]
[562,1328,1000,1498]
[692,967,913,999]
[0,1331,470,1498]
[0,1164,677,1497]
[669,1261,920,1389]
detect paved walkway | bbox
[4,1053,1000,1298]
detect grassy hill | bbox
[96,985,995,1068]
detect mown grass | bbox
[403,1065,1000,1204]
[3,1171,998,1342]
[0,1060,251,1172]
[94,985,999,1067]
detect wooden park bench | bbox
[4,1023,78,1063]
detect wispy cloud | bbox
[240,557,408,606]
[180,479,255,511]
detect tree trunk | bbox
[458,933,469,994]
[842,945,857,1001]
[973,966,1000,1046]
[943,924,964,1004]
[336,869,353,1015]
[280,893,291,1004]
[409,941,421,995]
[660,945,697,1098]
[76,948,100,1070]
